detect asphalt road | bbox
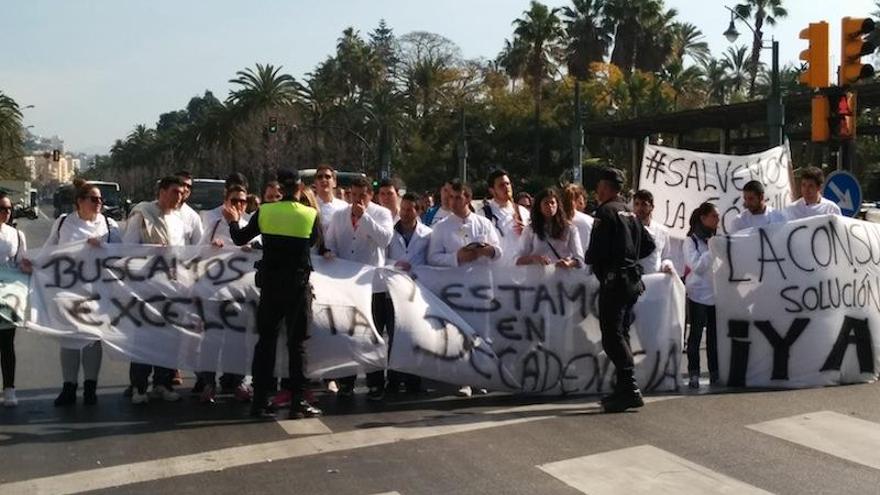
[2,212,880,494]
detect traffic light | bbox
[268,117,278,133]
[810,95,830,142]
[840,17,876,85]
[833,91,857,140]
[799,22,829,88]
[52,149,60,162]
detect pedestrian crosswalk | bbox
[538,445,771,494]
[537,410,880,494]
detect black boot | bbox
[83,380,98,405]
[289,399,323,420]
[249,392,276,419]
[603,370,644,413]
[54,382,77,407]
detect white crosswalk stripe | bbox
[747,410,880,470]
[538,445,771,494]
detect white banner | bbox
[389,266,685,394]
[711,215,880,388]
[0,265,28,328]
[27,243,385,378]
[639,143,793,238]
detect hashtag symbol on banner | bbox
[643,149,667,183]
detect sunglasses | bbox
[0,207,11,213]
[316,174,333,180]
[229,198,248,205]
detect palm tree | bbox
[670,22,710,67]
[701,58,729,105]
[723,45,752,100]
[605,0,667,74]
[0,92,24,156]
[496,38,529,91]
[561,0,611,80]
[632,5,679,73]
[512,0,564,171]
[734,0,787,97]
[228,63,301,118]
[661,62,703,109]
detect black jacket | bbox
[585,196,656,280]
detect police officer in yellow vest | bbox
[224,168,324,419]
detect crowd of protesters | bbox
[0,163,842,414]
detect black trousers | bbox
[251,277,310,401]
[598,286,636,383]
[0,328,14,389]
[686,299,718,377]
[129,364,173,393]
[339,293,395,390]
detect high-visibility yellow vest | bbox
[257,201,317,239]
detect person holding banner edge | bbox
[40,179,121,407]
[584,168,655,413]
[784,166,842,220]
[730,180,786,233]
[225,168,324,419]
[0,192,27,408]
[684,202,720,389]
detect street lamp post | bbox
[724,6,784,148]
[456,108,468,182]
[571,80,584,185]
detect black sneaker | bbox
[602,390,645,413]
[249,402,277,419]
[366,386,385,402]
[54,382,77,407]
[337,383,355,399]
[288,400,323,420]
[83,380,98,406]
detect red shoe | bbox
[304,389,317,405]
[271,389,292,408]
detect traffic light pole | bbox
[767,40,784,148]
[571,79,584,185]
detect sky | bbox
[1,0,878,154]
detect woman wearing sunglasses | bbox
[0,192,27,407]
[42,179,121,406]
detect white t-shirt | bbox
[317,196,349,232]
[684,235,714,306]
[0,223,25,267]
[178,202,204,245]
[428,212,503,267]
[784,197,842,221]
[572,211,593,256]
[479,199,531,265]
[731,206,786,233]
[200,207,255,246]
[122,206,187,247]
[640,221,671,275]
[45,212,121,247]
[517,224,584,266]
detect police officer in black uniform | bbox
[585,168,655,413]
[224,168,324,419]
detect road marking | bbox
[0,395,679,495]
[37,208,51,221]
[276,417,332,436]
[747,410,880,470]
[538,445,771,494]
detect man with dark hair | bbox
[384,191,431,394]
[262,181,282,203]
[224,168,324,419]
[123,176,188,404]
[174,170,203,246]
[377,178,402,223]
[784,166,842,220]
[427,180,502,398]
[425,179,456,226]
[480,169,529,265]
[313,164,349,232]
[731,180,786,232]
[632,189,673,275]
[324,175,394,400]
[224,172,248,191]
[585,168,655,413]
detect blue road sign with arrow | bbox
[822,170,862,218]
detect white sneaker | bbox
[326,380,339,393]
[475,388,489,395]
[152,385,181,402]
[3,388,17,407]
[131,389,150,405]
[456,385,472,397]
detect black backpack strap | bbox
[57,213,68,235]
[482,201,504,237]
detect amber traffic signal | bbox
[799,22,829,88]
[840,17,876,85]
[810,95,830,142]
